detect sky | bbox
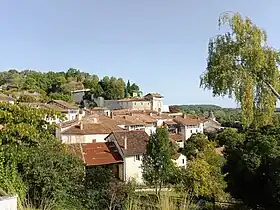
[0,0,279,108]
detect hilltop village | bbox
[0,90,222,183]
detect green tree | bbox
[18,95,37,103]
[84,166,130,210]
[176,140,227,202]
[183,133,209,160]
[141,127,175,196]
[221,125,280,209]
[200,12,280,128]
[0,103,84,209]
[125,80,131,97]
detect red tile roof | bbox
[67,142,123,166]
[109,130,149,156]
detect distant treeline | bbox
[170,104,241,124]
[0,68,142,102]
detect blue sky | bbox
[0,0,279,107]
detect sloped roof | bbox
[67,142,123,166]
[49,100,78,109]
[144,93,163,98]
[62,122,124,135]
[173,116,202,126]
[110,130,149,156]
[113,115,146,126]
[169,133,183,142]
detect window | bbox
[134,102,137,105]
[182,159,185,164]
[190,130,192,133]
[135,155,140,161]
[196,129,198,133]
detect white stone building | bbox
[105,130,149,183]
[173,115,204,140]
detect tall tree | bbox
[125,80,131,98]
[141,127,175,197]
[200,12,280,128]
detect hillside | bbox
[0,68,141,102]
[170,104,241,124]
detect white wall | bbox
[144,124,156,136]
[151,97,164,112]
[61,133,109,144]
[125,155,143,183]
[173,154,187,168]
[0,196,17,210]
[184,123,204,140]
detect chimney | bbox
[78,113,83,121]
[124,134,127,150]
[183,114,187,119]
[175,128,178,134]
[93,117,98,123]
[80,122,83,130]
[149,113,153,116]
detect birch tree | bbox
[200,12,280,127]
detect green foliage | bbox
[18,95,37,103]
[0,103,85,209]
[221,125,280,209]
[178,134,227,201]
[200,12,280,128]
[84,166,133,210]
[141,127,175,196]
[183,133,209,160]
[172,104,241,124]
[0,68,142,102]
[48,92,73,102]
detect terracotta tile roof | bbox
[110,130,149,156]
[67,142,123,166]
[62,123,123,135]
[113,115,146,126]
[49,100,78,110]
[112,109,157,115]
[59,119,79,128]
[150,113,173,120]
[173,116,202,126]
[61,114,124,135]
[169,133,183,142]
[144,93,163,98]
[164,119,177,125]
[132,114,157,124]
[91,106,109,110]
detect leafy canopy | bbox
[200,12,280,127]
[221,125,280,209]
[141,127,175,196]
